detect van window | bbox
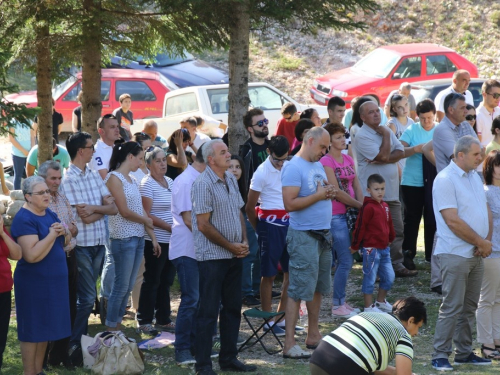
[62,80,111,102]
[165,93,199,115]
[426,55,457,75]
[207,89,229,114]
[115,81,156,101]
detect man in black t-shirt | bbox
[33,98,64,142]
[112,93,133,141]
[239,108,270,188]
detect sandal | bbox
[481,345,500,360]
[156,322,175,333]
[283,344,311,359]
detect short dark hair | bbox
[392,297,427,325]
[416,98,436,116]
[66,131,92,160]
[491,115,500,135]
[181,117,197,128]
[483,149,500,185]
[281,102,297,116]
[367,173,385,187]
[243,108,264,130]
[97,114,117,129]
[327,96,346,112]
[268,136,289,157]
[389,94,405,117]
[195,142,205,163]
[482,79,500,94]
[294,119,315,141]
[193,116,204,126]
[444,93,465,114]
[323,123,346,137]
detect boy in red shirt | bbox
[351,174,396,313]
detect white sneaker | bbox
[332,304,357,318]
[344,302,361,313]
[375,300,393,313]
[364,304,385,313]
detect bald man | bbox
[434,70,474,122]
[142,120,168,151]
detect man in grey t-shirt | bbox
[353,101,417,278]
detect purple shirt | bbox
[169,165,200,260]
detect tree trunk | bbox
[81,0,102,141]
[35,2,53,165]
[227,0,251,155]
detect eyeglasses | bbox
[252,118,269,127]
[271,155,290,164]
[486,92,500,99]
[29,189,51,196]
[81,145,95,151]
[465,115,476,121]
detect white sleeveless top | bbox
[107,171,145,239]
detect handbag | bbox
[334,168,359,233]
[82,331,145,374]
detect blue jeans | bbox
[70,245,105,345]
[361,247,395,295]
[106,236,145,327]
[330,215,353,306]
[195,258,242,372]
[171,256,199,351]
[12,154,26,190]
[241,217,260,297]
[99,216,113,300]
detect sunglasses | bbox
[465,115,476,121]
[487,92,500,99]
[252,118,269,127]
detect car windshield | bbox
[352,49,400,78]
[52,76,77,100]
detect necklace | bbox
[152,175,169,189]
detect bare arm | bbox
[441,208,492,257]
[181,211,192,231]
[422,140,436,166]
[372,127,392,163]
[282,182,329,213]
[72,112,79,133]
[245,189,261,230]
[197,212,249,257]
[401,140,424,159]
[26,162,36,177]
[323,166,362,209]
[167,151,187,169]
[487,204,493,242]
[77,194,117,224]
[352,175,365,203]
[374,355,413,375]
[8,128,30,156]
[17,223,65,263]
[436,111,445,123]
[98,169,108,180]
[142,195,171,232]
[0,222,21,260]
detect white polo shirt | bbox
[187,131,211,154]
[90,139,113,172]
[249,157,285,210]
[435,85,474,113]
[476,103,500,147]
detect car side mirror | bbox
[392,73,401,79]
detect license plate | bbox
[313,93,326,104]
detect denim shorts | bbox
[257,220,290,277]
[286,227,332,301]
[361,246,395,295]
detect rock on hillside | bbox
[196,0,500,105]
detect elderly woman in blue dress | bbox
[11,176,71,375]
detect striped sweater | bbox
[323,312,413,373]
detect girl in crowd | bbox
[10,120,34,190]
[466,104,477,134]
[486,116,500,154]
[229,155,261,308]
[387,94,415,139]
[105,142,160,331]
[310,297,426,375]
[290,118,315,156]
[321,123,363,318]
[166,128,193,180]
[11,176,70,375]
[399,99,437,268]
[477,150,500,360]
[136,146,176,335]
[129,132,153,314]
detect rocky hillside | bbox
[197,0,500,105]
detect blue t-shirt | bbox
[281,156,331,230]
[11,121,31,158]
[399,122,435,187]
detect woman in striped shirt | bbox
[310,297,426,375]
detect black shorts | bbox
[310,340,369,375]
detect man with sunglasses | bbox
[240,108,270,187]
[476,79,500,149]
[435,70,474,122]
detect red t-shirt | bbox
[0,228,14,293]
[276,118,298,151]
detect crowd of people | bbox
[1,68,500,375]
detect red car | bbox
[310,43,478,108]
[5,69,177,132]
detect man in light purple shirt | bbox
[169,145,206,365]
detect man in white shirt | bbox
[181,116,210,154]
[89,114,121,179]
[476,79,500,147]
[435,70,474,122]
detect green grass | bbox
[4,223,500,374]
